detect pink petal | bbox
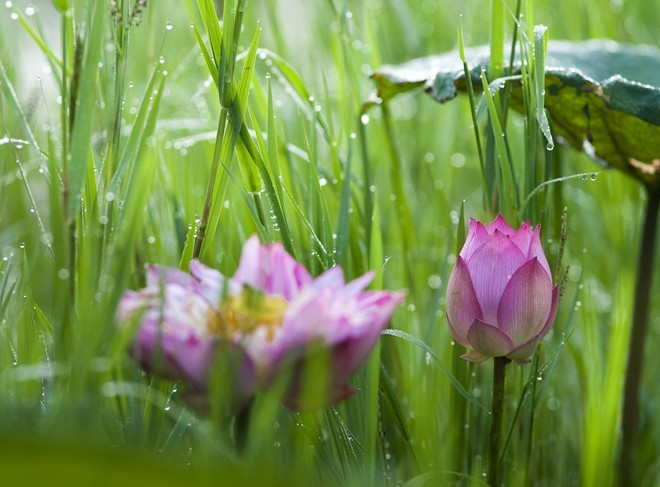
[466,230,527,323]
[505,339,538,363]
[263,285,402,411]
[133,324,216,390]
[527,226,552,278]
[345,271,375,295]
[497,258,553,347]
[446,256,483,344]
[486,214,516,236]
[311,266,346,290]
[510,221,533,255]
[145,265,198,289]
[460,350,491,363]
[190,260,238,303]
[447,315,470,348]
[506,284,559,362]
[180,342,257,412]
[466,319,514,358]
[460,219,490,261]
[234,235,312,300]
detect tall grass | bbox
[0,0,658,485]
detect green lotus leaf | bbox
[370,40,660,186]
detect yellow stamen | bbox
[209,288,287,342]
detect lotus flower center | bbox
[210,288,287,341]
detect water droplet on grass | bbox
[427,275,442,289]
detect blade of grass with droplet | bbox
[380,103,415,288]
[480,70,519,221]
[490,0,505,77]
[382,329,488,413]
[296,115,334,270]
[16,290,42,399]
[178,221,197,272]
[357,110,373,259]
[196,0,223,75]
[0,59,44,158]
[449,202,472,473]
[67,1,105,218]
[233,28,262,194]
[266,78,285,205]
[518,171,600,217]
[200,25,271,258]
[334,140,352,269]
[191,25,219,85]
[279,184,330,262]
[533,25,552,150]
[459,21,488,210]
[11,148,53,261]
[361,197,384,487]
[258,49,334,145]
[74,73,164,383]
[108,68,164,198]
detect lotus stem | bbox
[488,356,509,487]
[620,187,660,485]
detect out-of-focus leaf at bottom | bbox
[0,436,296,487]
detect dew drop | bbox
[360,113,370,125]
[165,21,173,30]
[546,142,554,150]
[427,275,442,289]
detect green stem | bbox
[620,187,660,486]
[488,356,509,487]
[193,108,227,259]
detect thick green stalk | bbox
[488,356,509,487]
[620,187,660,486]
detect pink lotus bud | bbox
[446,215,559,364]
[118,236,403,410]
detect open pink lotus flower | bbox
[446,215,559,364]
[118,236,403,410]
